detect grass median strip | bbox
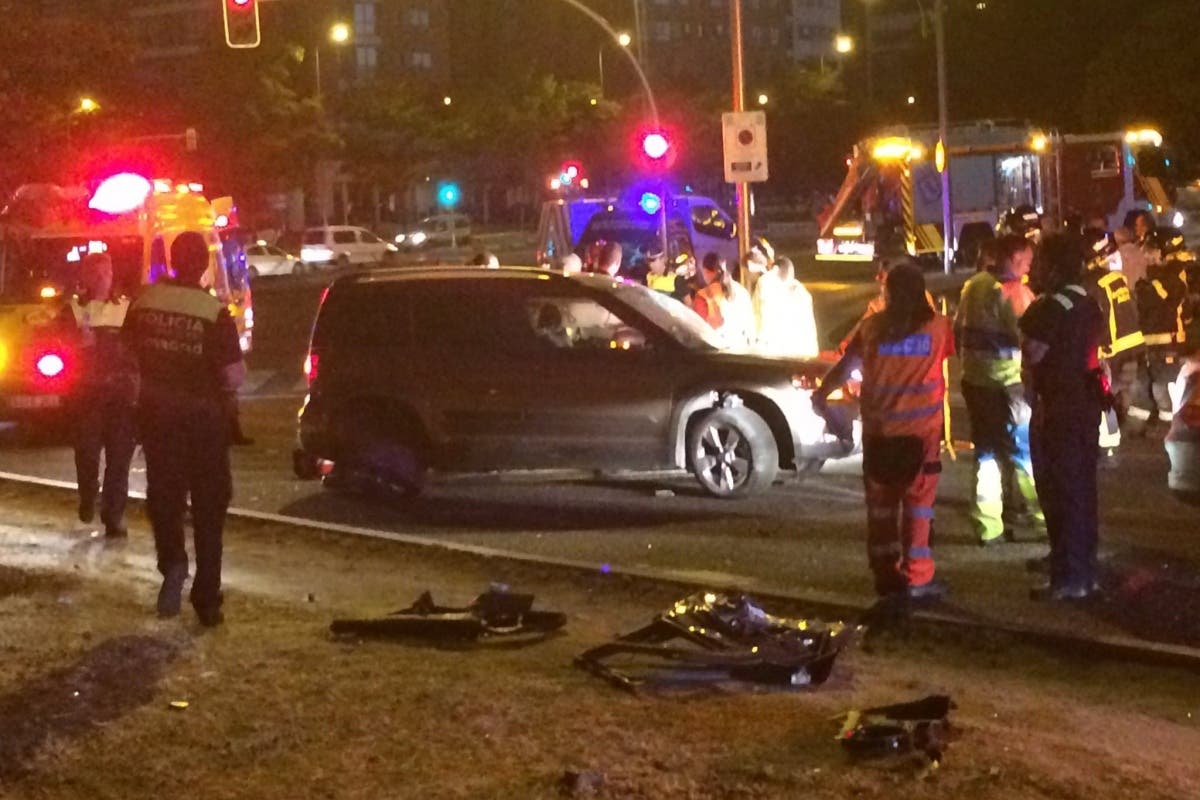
[0,488,1198,799]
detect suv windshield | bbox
[590,278,724,351]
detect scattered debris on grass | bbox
[559,768,606,797]
[330,584,566,644]
[838,694,956,769]
[577,591,857,692]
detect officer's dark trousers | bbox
[1030,397,1100,592]
[139,399,231,613]
[1129,349,1180,430]
[73,390,136,528]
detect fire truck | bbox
[0,174,252,422]
[817,121,1177,265]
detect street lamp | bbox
[834,34,854,54]
[756,93,769,106]
[599,30,633,96]
[907,95,916,105]
[77,96,100,114]
[315,22,352,98]
[442,95,453,106]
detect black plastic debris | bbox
[559,769,606,797]
[576,591,856,692]
[837,695,955,765]
[330,586,566,644]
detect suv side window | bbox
[411,283,540,351]
[524,294,648,351]
[333,230,356,245]
[313,284,411,348]
[359,230,383,244]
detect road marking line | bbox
[3,468,1199,672]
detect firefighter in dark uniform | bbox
[64,253,139,538]
[1019,234,1108,601]
[1081,230,1144,460]
[125,232,246,625]
[1128,229,1190,435]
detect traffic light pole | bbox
[730,0,752,280]
[935,0,953,274]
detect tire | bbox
[293,448,321,480]
[248,265,260,279]
[326,413,428,500]
[292,261,307,276]
[336,254,351,270]
[687,407,779,499]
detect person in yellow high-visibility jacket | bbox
[954,234,1044,545]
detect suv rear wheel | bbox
[323,413,428,500]
[687,407,779,499]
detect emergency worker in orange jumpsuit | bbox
[816,261,955,601]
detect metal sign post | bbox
[729,0,752,277]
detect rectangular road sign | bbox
[722,111,768,183]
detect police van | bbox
[536,188,739,273]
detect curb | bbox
[3,471,1198,675]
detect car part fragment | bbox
[576,591,855,692]
[330,586,566,644]
[837,694,955,765]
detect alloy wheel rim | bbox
[694,422,752,494]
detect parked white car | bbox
[246,243,303,276]
[396,214,472,249]
[300,226,398,267]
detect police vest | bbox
[858,313,953,439]
[127,283,224,398]
[956,272,1022,388]
[70,297,136,394]
[647,273,677,294]
[1136,262,1188,348]
[1083,269,1144,359]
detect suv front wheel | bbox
[687,407,779,499]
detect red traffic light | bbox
[223,0,261,48]
[635,128,677,171]
[642,132,670,160]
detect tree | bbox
[0,3,134,188]
[1081,0,1200,169]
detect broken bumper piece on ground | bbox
[330,586,567,644]
[838,694,956,765]
[575,591,857,692]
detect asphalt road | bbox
[3,254,1198,656]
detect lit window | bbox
[408,7,430,27]
[353,2,376,36]
[356,46,377,74]
[410,51,433,69]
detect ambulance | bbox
[817,121,1178,266]
[0,174,252,422]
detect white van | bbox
[300,225,398,267]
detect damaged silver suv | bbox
[293,267,857,499]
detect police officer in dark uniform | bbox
[64,253,139,538]
[1019,234,1108,601]
[125,231,245,625]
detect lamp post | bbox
[315,22,352,99]
[598,31,632,96]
